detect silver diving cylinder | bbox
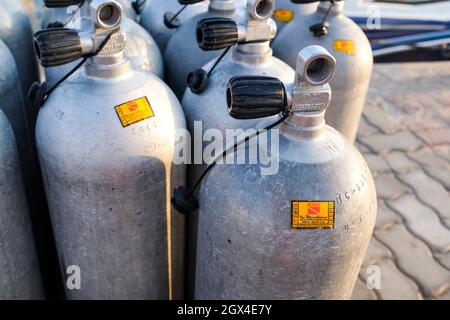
[273,0,373,142]
[41,0,138,28]
[194,45,377,299]
[34,0,186,299]
[139,0,209,53]
[178,0,295,298]
[164,0,248,98]
[0,110,45,300]
[0,0,39,106]
[41,0,164,84]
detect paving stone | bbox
[436,289,450,300]
[407,116,450,133]
[374,173,410,200]
[388,194,450,253]
[414,128,450,146]
[384,151,419,174]
[376,224,450,297]
[408,147,450,169]
[360,131,423,155]
[363,99,399,134]
[364,154,391,176]
[435,253,450,270]
[398,170,450,225]
[359,259,423,300]
[434,145,450,162]
[355,140,371,154]
[358,116,380,137]
[351,278,378,300]
[424,166,450,191]
[361,237,393,268]
[375,201,402,230]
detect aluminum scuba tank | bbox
[41,0,164,85]
[193,45,377,299]
[0,110,45,300]
[41,0,137,27]
[164,0,248,98]
[139,0,209,53]
[179,0,295,298]
[182,0,295,185]
[0,0,39,106]
[34,0,186,299]
[273,0,373,143]
[272,0,318,34]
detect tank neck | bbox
[85,31,131,78]
[232,42,273,64]
[317,1,344,16]
[295,2,320,15]
[209,0,236,13]
[85,53,131,78]
[281,111,326,139]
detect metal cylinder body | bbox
[42,11,164,84]
[182,44,294,187]
[36,58,186,299]
[41,0,137,27]
[164,0,247,98]
[139,0,209,53]
[0,40,35,205]
[273,2,373,142]
[0,110,45,300]
[196,125,377,299]
[181,43,294,298]
[0,0,39,105]
[272,0,318,34]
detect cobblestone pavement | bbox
[351,62,450,300]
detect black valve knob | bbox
[227,76,287,120]
[44,0,84,7]
[34,28,82,67]
[196,18,238,51]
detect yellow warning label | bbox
[291,201,335,229]
[273,9,295,23]
[115,97,154,127]
[333,40,356,56]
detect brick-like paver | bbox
[360,131,423,155]
[398,170,450,226]
[384,151,420,174]
[374,173,410,199]
[351,279,379,300]
[388,194,450,253]
[376,224,450,298]
[352,62,450,300]
[359,259,423,300]
[375,201,402,231]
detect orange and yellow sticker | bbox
[291,201,335,229]
[333,40,356,56]
[273,9,295,23]
[115,97,154,127]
